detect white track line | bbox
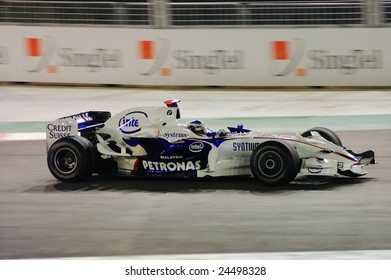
[61,250,391,260]
[0,132,46,141]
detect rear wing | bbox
[46,111,111,151]
[46,118,78,151]
[60,111,111,131]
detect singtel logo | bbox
[270,38,383,76]
[137,39,245,76]
[24,37,123,73]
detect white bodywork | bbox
[46,101,375,182]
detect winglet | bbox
[164,99,181,107]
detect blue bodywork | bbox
[123,137,230,175]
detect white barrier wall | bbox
[0,25,390,86]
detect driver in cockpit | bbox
[187,120,227,137]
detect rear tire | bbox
[47,136,95,182]
[250,141,300,187]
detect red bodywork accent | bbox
[133,158,140,171]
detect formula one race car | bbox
[46,100,376,187]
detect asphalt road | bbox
[0,130,390,259]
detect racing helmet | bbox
[187,120,207,136]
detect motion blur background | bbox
[1,0,391,87]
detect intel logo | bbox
[118,111,147,134]
[189,142,204,152]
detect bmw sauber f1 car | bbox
[46,100,376,187]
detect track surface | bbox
[0,129,390,259]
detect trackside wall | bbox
[0,25,390,87]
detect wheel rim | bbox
[54,148,77,174]
[258,150,284,178]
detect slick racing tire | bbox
[47,136,95,182]
[301,127,343,147]
[250,141,300,187]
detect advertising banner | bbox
[0,26,389,86]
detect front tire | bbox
[301,127,342,147]
[250,141,300,187]
[47,136,95,182]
